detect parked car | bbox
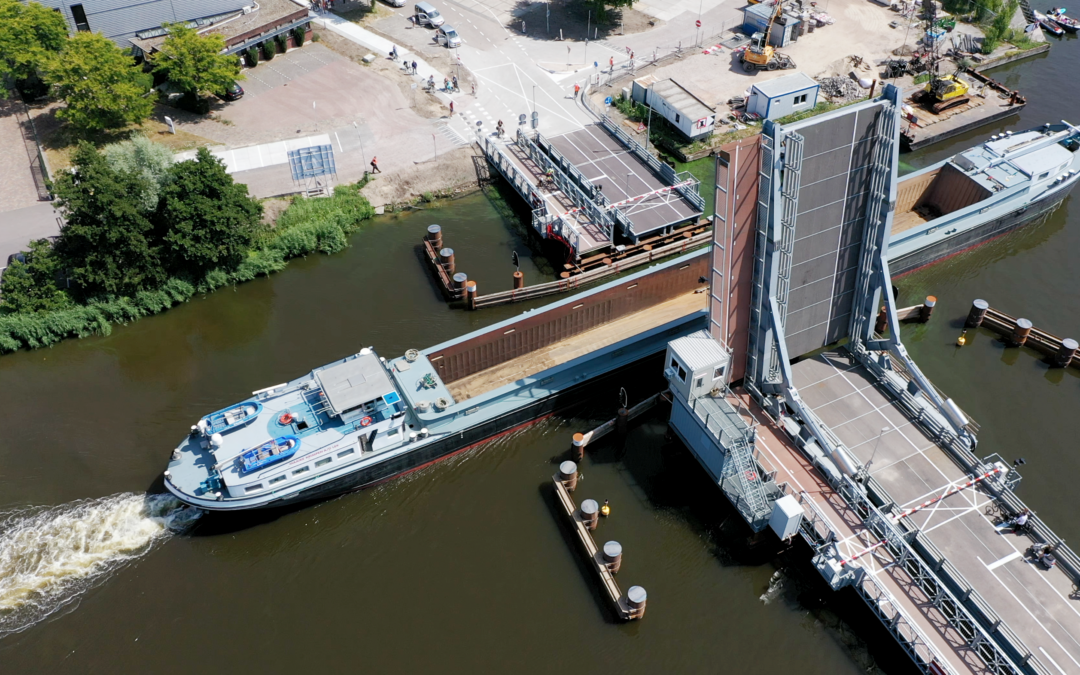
[435,25,461,48]
[218,82,244,101]
[414,2,444,27]
[383,0,405,6]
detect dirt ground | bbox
[359,145,481,206]
[511,1,664,41]
[314,29,454,120]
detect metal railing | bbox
[477,131,552,238]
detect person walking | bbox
[449,100,454,116]
[370,156,381,173]
[609,56,614,71]
[411,60,418,75]
[452,75,458,92]
[573,82,580,98]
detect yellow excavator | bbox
[740,3,797,72]
[916,72,970,113]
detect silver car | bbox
[436,25,461,48]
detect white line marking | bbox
[985,551,1023,571]
[1040,647,1070,675]
[334,131,343,153]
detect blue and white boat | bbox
[889,122,1080,275]
[198,401,263,436]
[163,254,710,511]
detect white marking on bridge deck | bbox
[1040,646,1070,675]
[985,551,1023,571]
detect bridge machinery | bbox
[665,84,1046,675]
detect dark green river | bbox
[2,42,1079,675]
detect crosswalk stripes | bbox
[436,122,470,147]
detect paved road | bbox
[0,203,61,275]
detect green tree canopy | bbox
[48,31,155,132]
[0,0,68,89]
[53,143,163,297]
[581,0,634,23]
[103,135,175,211]
[155,147,263,277]
[151,23,241,98]
[0,239,71,314]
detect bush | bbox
[102,135,175,211]
[312,32,321,43]
[176,92,210,114]
[293,26,306,47]
[261,40,276,61]
[275,33,288,53]
[244,47,258,67]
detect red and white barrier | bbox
[890,466,1003,524]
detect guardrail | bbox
[473,232,710,308]
[476,131,550,236]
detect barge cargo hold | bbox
[164,253,709,511]
[889,122,1080,275]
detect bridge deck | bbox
[547,125,700,236]
[496,140,610,255]
[793,352,1080,675]
[446,291,706,403]
[735,390,990,675]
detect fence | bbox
[9,94,52,202]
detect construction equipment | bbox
[909,1,970,113]
[739,3,797,72]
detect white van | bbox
[414,2,444,27]
[435,25,461,48]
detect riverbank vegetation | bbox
[0,144,373,353]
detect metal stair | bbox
[722,431,771,523]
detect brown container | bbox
[513,270,524,289]
[1056,338,1078,368]
[1010,318,1033,347]
[580,499,599,531]
[466,280,477,311]
[965,299,989,328]
[626,585,647,620]
[616,407,629,437]
[571,432,585,461]
[426,224,443,250]
[603,540,623,574]
[439,247,455,275]
[919,295,936,323]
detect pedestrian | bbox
[443,77,450,91]
[370,156,381,173]
[452,75,458,91]
[449,100,454,116]
[573,82,580,97]
[609,56,614,71]
[625,46,630,55]
[411,60,418,75]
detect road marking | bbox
[334,131,343,153]
[985,551,1023,571]
[1040,647,1069,675]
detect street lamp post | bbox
[864,426,891,477]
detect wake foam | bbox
[0,493,200,637]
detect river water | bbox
[2,44,1079,674]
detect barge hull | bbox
[901,104,1024,152]
[890,191,1064,276]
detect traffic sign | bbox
[695,19,701,27]
[605,96,612,106]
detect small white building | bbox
[630,77,716,140]
[747,72,820,120]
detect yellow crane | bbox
[739,3,796,72]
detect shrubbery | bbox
[275,33,288,53]
[261,40,276,61]
[0,170,374,353]
[244,47,259,67]
[293,27,306,47]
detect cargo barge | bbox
[164,253,709,510]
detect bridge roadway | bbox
[792,352,1080,675]
[494,137,611,255]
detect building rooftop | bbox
[651,78,715,120]
[131,0,306,54]
[315,352,396,415]
[669,330,728,371]
[751,72,819,98]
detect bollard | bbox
[580,499,599,530]
[513,270,524,290]
[426,224,443,250]
[466,280,477,311]
[1010,318,1033,347]
[603,540,623,574]
[965,299,989,328]
[439,247,455,275]
[558,460,579,491]
[626,585,647,619]
[874,306,887,334]
[452,272,468,294]
[919,295,937,323]
[572,432,585,461]
[1055,338,1078,368]
[616,407,629,437]
[602,257,613,267]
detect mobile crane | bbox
[739,2,797,72]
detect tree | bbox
[155,147,263,278]
[53,143,163,297]
[103,135,174,211]
[581,0,634,23]
[151,23,241,99]
[0,0,68,91]
[47,32,155,132]
[0,239,71,314]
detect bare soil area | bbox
[360,146,481,206]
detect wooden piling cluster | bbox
[875,296,937,333]
[965,299,1080,368]
[420,223,710,310]
[553,463,646,621]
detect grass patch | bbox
[0,180,374,354]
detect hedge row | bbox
[0,183,374,353]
